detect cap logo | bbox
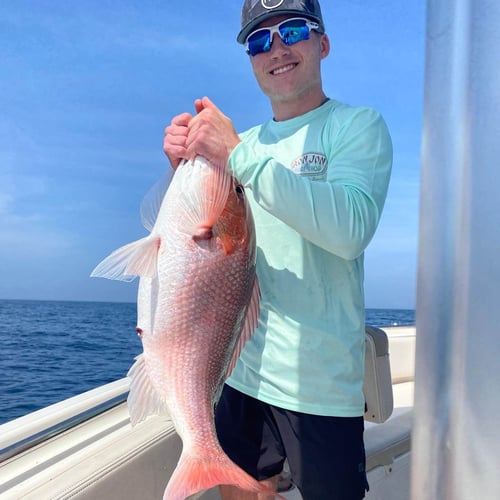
[261,0,285,9]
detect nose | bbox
[269,33,290,56]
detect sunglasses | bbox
[245,17,320,57]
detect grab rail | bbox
[0,378,130,463]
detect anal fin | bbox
[127,354,168,426]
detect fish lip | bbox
[269,62,298,76]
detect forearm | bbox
[229,142,380,260]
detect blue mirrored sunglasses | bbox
[245,17,320,57]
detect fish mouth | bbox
[270,63,297,76]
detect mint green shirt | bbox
[227,99,393,416]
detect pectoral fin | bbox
[90,235,161,281]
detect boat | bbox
[0,325,414,499]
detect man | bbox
[163,1,392,498]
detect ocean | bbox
[0,299,415,425]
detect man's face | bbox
[247,15,330,104]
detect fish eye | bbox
[235,184,245,198]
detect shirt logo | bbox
[261,0,285,9]
[290,153,328,179]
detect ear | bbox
[319,33,331,59]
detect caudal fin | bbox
[163,451,285,500]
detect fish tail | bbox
[163,451,285,500]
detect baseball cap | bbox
[237,0,325,44]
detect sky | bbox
[0,1,425,309]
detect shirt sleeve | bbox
[228,107,393,260]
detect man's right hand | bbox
[163,112,193,170]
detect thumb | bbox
[194,96,218,114]
[194,98,204,114]
[201,96,217,109]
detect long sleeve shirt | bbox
[226,99,393,416]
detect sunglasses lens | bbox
[246,19,311,56]
[247,30,272,56]
[279,20,310,46]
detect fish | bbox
[91,156,283,500]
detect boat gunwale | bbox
[0,379,130,464]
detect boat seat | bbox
[365,409,412,470]
[363,326,394,423]
[364,325,415,472]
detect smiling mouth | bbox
[271,63,297,76]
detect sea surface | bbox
[0,299,415,425]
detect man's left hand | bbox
[186,96,241,167]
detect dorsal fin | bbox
[140,169,174,232]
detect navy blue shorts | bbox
[215,384,369,500]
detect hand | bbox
[186,97,241,167]
[163,112,193,170]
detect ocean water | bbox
[0,299,414,425]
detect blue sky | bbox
[0,1,425,309]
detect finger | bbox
[163,143,188,169]
[163,132,189,166]
[163,136,187,155]
[165,122,189,138]
[170,112,193,127]
[194,96,219,114]
[200,96,217,110]
[194,98,204,114]
[165,133,187,148]
[186,112,206,136]
[185,140,203,161]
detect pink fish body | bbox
[92,157,282,499]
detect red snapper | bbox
[91,157,281,499]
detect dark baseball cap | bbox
[237,0,325,44]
